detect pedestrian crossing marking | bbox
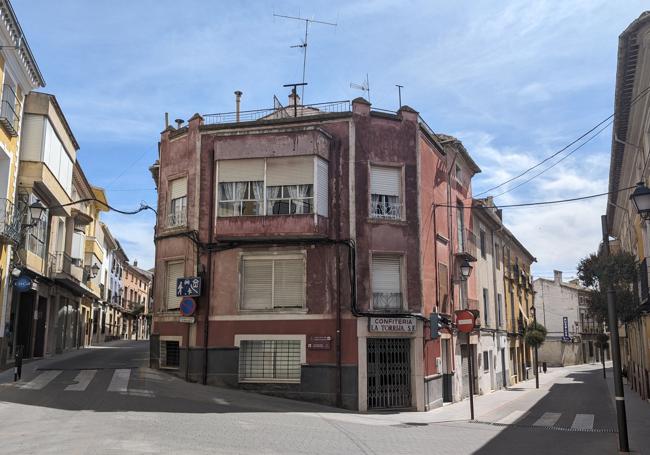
[107,369,131,393]
[20,370,61,390]
[533,412,562,427]
[65,370,97,391]
[495,410,526,424]
[571,413,594,430]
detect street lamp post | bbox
[531,305,539,389]
[601,214,629,453]
[459,259,474,419]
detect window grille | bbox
[160,340,180,368]
[238,340,301,382]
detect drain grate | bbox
[469,420,617,433]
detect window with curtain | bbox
[266,184,313,215]
[241,255,305,310]
[218,181,263,216]
[168,177,187,227]
[371,255,403,311]
[369,165,401,220]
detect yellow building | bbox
[0,0,45,364]
[501,228,536,385]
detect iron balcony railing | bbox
[203,100,350,125]
[457,228,478,259]
[0,84,21,137]
[372,292,403,311]
[370,201,402,220]
[167,210,187,228]
[0,198,21,245]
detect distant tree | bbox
[577,250,639,324]
[524,321,547,348]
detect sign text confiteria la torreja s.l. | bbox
[368,317,416,333]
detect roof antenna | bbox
[273,12,337,102]
[350,74,370,103]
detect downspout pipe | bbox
[202,139,215,385]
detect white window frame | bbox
[369,164,403,221]
[218,180,264,217]
[266,184,314,215]
[239,253,307,312]
[165,259,184,311]
[168,177,187,228]
[234,334,306,384]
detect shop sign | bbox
[368,317,416,333]
[562,316,570,341]
[308,335,332,350]
[15,275,32,293]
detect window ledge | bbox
[238,309,308,314]
[367,217,407,225]
[239,379,301,384]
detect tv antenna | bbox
[273,12,337,101]
[396,84,403,108]
[350,74,370,103]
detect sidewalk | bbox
[606,367,650,454]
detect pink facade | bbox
[151,97,480,410]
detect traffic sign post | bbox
[176,277,202,297]
[455,309,477,420]
[179,296,197,317]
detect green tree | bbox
[524,321,547,348]
[577,250,639,324]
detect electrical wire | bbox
[475,85,650,197]
[491,119,613,199]
[44,197,157,215]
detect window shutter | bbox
[242,259,273,310]
[370,166,400,196]
[170,177,187,200]
[273,259,305,308]
[266,156,314,186]
[371,256,401,294]
[166,261,184,310]
[316,158,328,216]
[218,159,265,183]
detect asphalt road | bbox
[0,341,631,454]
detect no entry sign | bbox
[455,310,476,333]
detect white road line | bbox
[533,412,562,427]
[571,413,594,430]
[495,410,526,424]
[65,370,97,391]
[107,369,131,393]
[19,370,62,390]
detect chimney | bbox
[134,260,138,267]
[175,118,184,129]
[288,89,301,108]
[554,270,562,284]
[164,112,169,128]
[234,90,242,122]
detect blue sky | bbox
[13,0,648,274]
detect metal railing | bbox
[166,210,187,228]
[0,198,21,245]
[203,100,350,125]
[55,251,73,274]
[45,253,56,278]
[457,228,478,258]
[372,292,403,311]
[370,201,402,220]
[0,84,21,137]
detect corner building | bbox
[151,95,480,411]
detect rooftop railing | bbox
[203,100,350,125]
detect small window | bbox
[483,351,489,372]
[483,288,489,326]
[480,229,486,259]
[455,163,462,183]
[370,166,401,220]
[168,177,187,227]
[160,340,180,369]
[165,260,184,310]
[238,339,301,383]
[371,254,403,311]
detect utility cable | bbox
[475,85,650,197]
[41,197,157,216]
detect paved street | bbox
[0,341,644,454]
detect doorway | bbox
[32,296,47,357]
[367,338,411,409]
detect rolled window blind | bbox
[266,156,314,186]
[170,177,187,200]
[166,261,184,310]
[242,259,273,310]
[218,159,264,183]
[371,255,401,294]
[273,259,305,308]
[370,166,400,196]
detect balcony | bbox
[166,210,187,229]
[0,198,21,245]
[370,200,402,220]
[372,292,403,311]
[455,228,477,262]
[55,252,84,283]
[0,85,21,137]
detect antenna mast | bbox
[350,74,371,103]
[273,12,337,101]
